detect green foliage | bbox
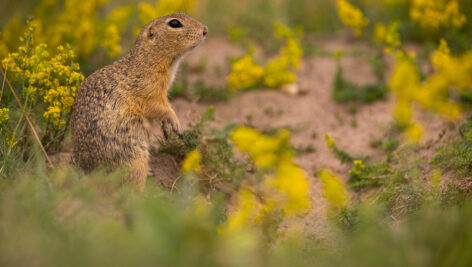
[319,202,472,267]
[348,159,394,189]
[157,107,245,185]
[332,61,388,103]
[3,160,471,267]
[157,106,215,158]
[325,134,355,164]
[370,137,400,152]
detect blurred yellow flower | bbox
[410,0,466,29]
[318,169,349,210]
[230,126,290,168]
[388,41,470,143]
[0,108,9,125]
[406,122,424,143]
[227,55,264,91]
[374,22,401,53]
[271,161,310,215]
[226,190,260,231]
[226,126,310,236]
[0,0,131,59]
[263,56,297,88]
[182,149,201,173]
[336,0,369,36]
[227,23,302,90]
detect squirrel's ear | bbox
[148,26,156,40]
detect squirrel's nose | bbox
[203,26,208,36]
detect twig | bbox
[0,67,54,168]
[0,67,6,102]
[170,175,182,195]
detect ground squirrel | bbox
[71,13,208,189]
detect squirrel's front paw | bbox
[162,118,183,139]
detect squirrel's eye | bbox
[168,19,183,28]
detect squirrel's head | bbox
[136,13,208,60]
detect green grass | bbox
[332,64,388,103]
[433,118,472,178]
[369,137,400,152]
[332,50,388,104]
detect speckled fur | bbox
[71,14,207,189]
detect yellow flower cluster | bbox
[0,108,9,125]
[102,7,134,58]
[389,39,472,142]
[225,126,310,233]
[138,0,196,26]
[410,0,466,29]
[0,0,132,59]
[374,22,401,53]
[389,52,424,142]
[264,23,303,88]
[428,40,472,90]
[230,126,292,169]
[182,149,202,173]
[227,23,303,91]
[318,169,349,210]
[349,160,365,176]
[336,0,370,36]
[2,33,83,129]
[227,55,264,92]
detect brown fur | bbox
[71,13,207,190]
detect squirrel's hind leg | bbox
[127,151,150,191]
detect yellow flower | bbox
[318,169,349,209]
[0,0,132,59]
[230,126,289,168]
[263,56,296,88]
[226,126,310,236]
[227,55,264,91]
[225,190,260,231]
[0,108,9,125]
[431,39,451,71]
[2,28,83,131]
[227,23,302,90]
[262,25,302,88]
[349,160,365,175]
[374,22,401,53]
[101,25,122,58]
[410,0,466,29]
[406,122,424,143]
[336,0,369,36]
[182,149,201,173]
[271,161,310,215]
